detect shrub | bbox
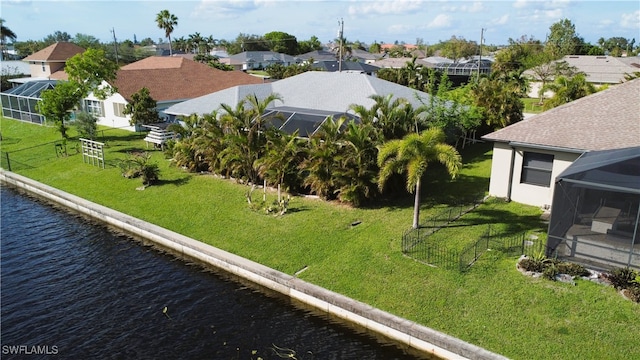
[542,264,559,281]
[604,268,639,290]
[556,262,590,277]
[116,152,160,186]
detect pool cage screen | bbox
[546,147,640,270]
[0,80,56,125]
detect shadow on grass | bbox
[0,136,22,145]
[155,176,192,187]
[111,147,154,155]
[94,132,147,144]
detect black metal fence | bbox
[0,140,73,171]
[402,222,546,272]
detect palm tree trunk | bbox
[412,178,421,229]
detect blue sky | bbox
[3,1,639,46]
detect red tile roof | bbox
[482,78,640,151]
[113,56,264,102]
[23,42,85,62]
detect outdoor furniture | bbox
[591,206,621,234]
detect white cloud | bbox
[427,14,452,29]
[192,0,265,18]
[513,0,529,9]
[493,14,509,25]
[348,0,424,16]
[441,1,484,13]
[620,10,640,29]
[387,24,414,34]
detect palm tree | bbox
[255,129,304,201]
[541,73,597,110]
[334,121,380,206]
[156,10,178,56]
[350,94,417,141]
[0,18,17,60]
[218,93,282,184]
[378,128,462,229]
[299,116,345,200]
[188,32,204,54]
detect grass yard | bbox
[521,97,545,114]
[1,117,638,360]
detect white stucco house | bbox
[86,56,263,131]
[482,78,640,209]
[1,43,264,131]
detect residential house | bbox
[1,50,264,130]
[297,49,379,64]
[524,55,640,98]
[87,56,264,130]
[165,71,448,137]
[310,61,380,76]
[482,78,640,209]
[17,42,84,83]
[226,51,301,71]
[1,42,84,124]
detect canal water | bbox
[0,187,429,359]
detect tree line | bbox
[164,90,464,227]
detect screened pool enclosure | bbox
[1,80,56,125]
[546,147,640,270]
[261,106,360,137]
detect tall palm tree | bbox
[156,10,178,56]
[378,128,462,229]
[188,32,203,54]
[0,18,17,60]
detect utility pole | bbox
[338,18,344,72]
[111,27,119,64]
[477,28,485,83]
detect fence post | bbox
[3,152,11,171]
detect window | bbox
[113,103,127,118]
[521,152,554,187]
[41,62,46,72]
[84,99,104,117]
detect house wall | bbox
[488,142,581,208]
[86,88,183,132]
[87,91,136,132]
[27,61,65,78]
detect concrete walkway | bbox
[0,169,509,360]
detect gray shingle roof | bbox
[524,55,640,84]
[165,71,437,117]
[482,78,640,152]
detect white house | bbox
[86,56,264,130]
[482,78,640,209]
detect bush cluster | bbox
[519,255,640,303]
[603,268,640,303]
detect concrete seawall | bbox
[0,170,509,360]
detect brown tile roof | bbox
[113,56,264,102]
[49,71,68,81]
[482,78,640,151]
[23,42,85,62]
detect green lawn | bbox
[521,97,545,114]
[1,117,638,359]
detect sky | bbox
[2,0,639,47]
